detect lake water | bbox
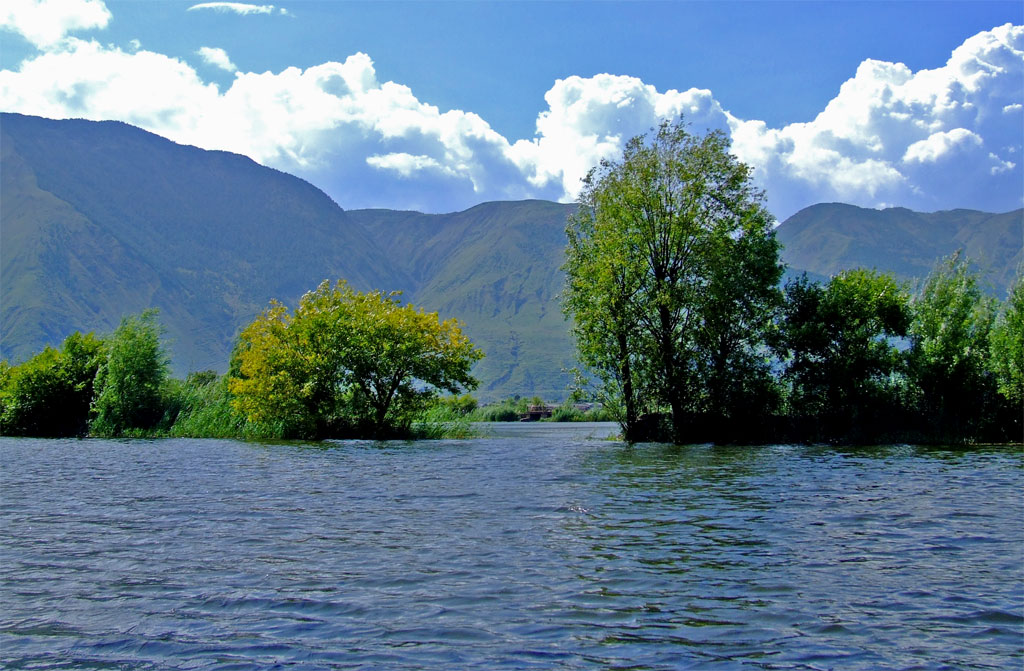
[2,425,1021,670]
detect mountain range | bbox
[2,113,1020,400]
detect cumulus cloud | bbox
[0,0,1020,217]
[510,74,731,199]
[196,46,237,73]
[0,0,110,48]
[187,3,287,16]
[726,23,1024,215]
[903,129,983,163]
[367,153,457,178]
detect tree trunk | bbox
[617,329,639,441]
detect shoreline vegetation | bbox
[2,251,1020,446]
[560,120,1021,447]
[2,121,1021,445]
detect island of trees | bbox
[563,119,1021,444]
[1,119,1021,444]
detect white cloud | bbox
[903,128,983,163]
[725,22,1024,215]
[0,1,1020,217]
[196,46,237,73]
[367,153,457,178]
[187,2,278,15]
[0,0,110,48]
[509,74,730,197]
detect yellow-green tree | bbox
[229,280,483,438]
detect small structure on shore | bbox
[519,404,555,421]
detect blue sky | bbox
[2,1,1022,219]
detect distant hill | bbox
[1,112,402,373]
[2,114,1020,402]
[777,203,1022,296]
[350,200,577,399]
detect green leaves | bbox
[989,277,1024,406]
[229,280,483,439]
[778,270,911,434]
[90,309,171,436]
[563,118,782,442]
[0,332,105,437]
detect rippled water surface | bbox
[2,426,1022,670]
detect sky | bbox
[1,0,1022,220]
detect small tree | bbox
[91,310,170,436]
[989,275,1023,407]
[229,280,483,439]
[0,332,106,437]
[908,253,997,438]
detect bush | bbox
[91,310,170,437]
[0,332,105,437]
[168,372,250,438]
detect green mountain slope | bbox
[777,203,1023,296]
[349,200,577,400]
[1,113,403,373]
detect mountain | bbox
[777,203,1023,296]
[349,200,577,399]
[1,112,402,373]
[0,113,572,400]
[2,114,1020,403]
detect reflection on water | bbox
[1,429,1021,670]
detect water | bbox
[1,425,1021,670]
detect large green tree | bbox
[777,270,911,439]
[229,280,483,438]
[563,119,782,442]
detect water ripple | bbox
[1,432,1021,670]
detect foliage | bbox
[777,270,911,439]
[989,275,1024,406]
[90,310,171,437]
[470,397,526,422]
[167,372,249,439]
[0,332,105,436]
[408,402,477,439]
[908,254,998,438]
[563,118,782,442]
[432,394,478,416]
[229,280,483,439]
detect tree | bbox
[777,270,910,439]
[229,280,483,439]
[989,275,1023,407]
[91,310,171,436]
[908,253,997,438]
[0,331,106,437]
[563,118,782,442]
